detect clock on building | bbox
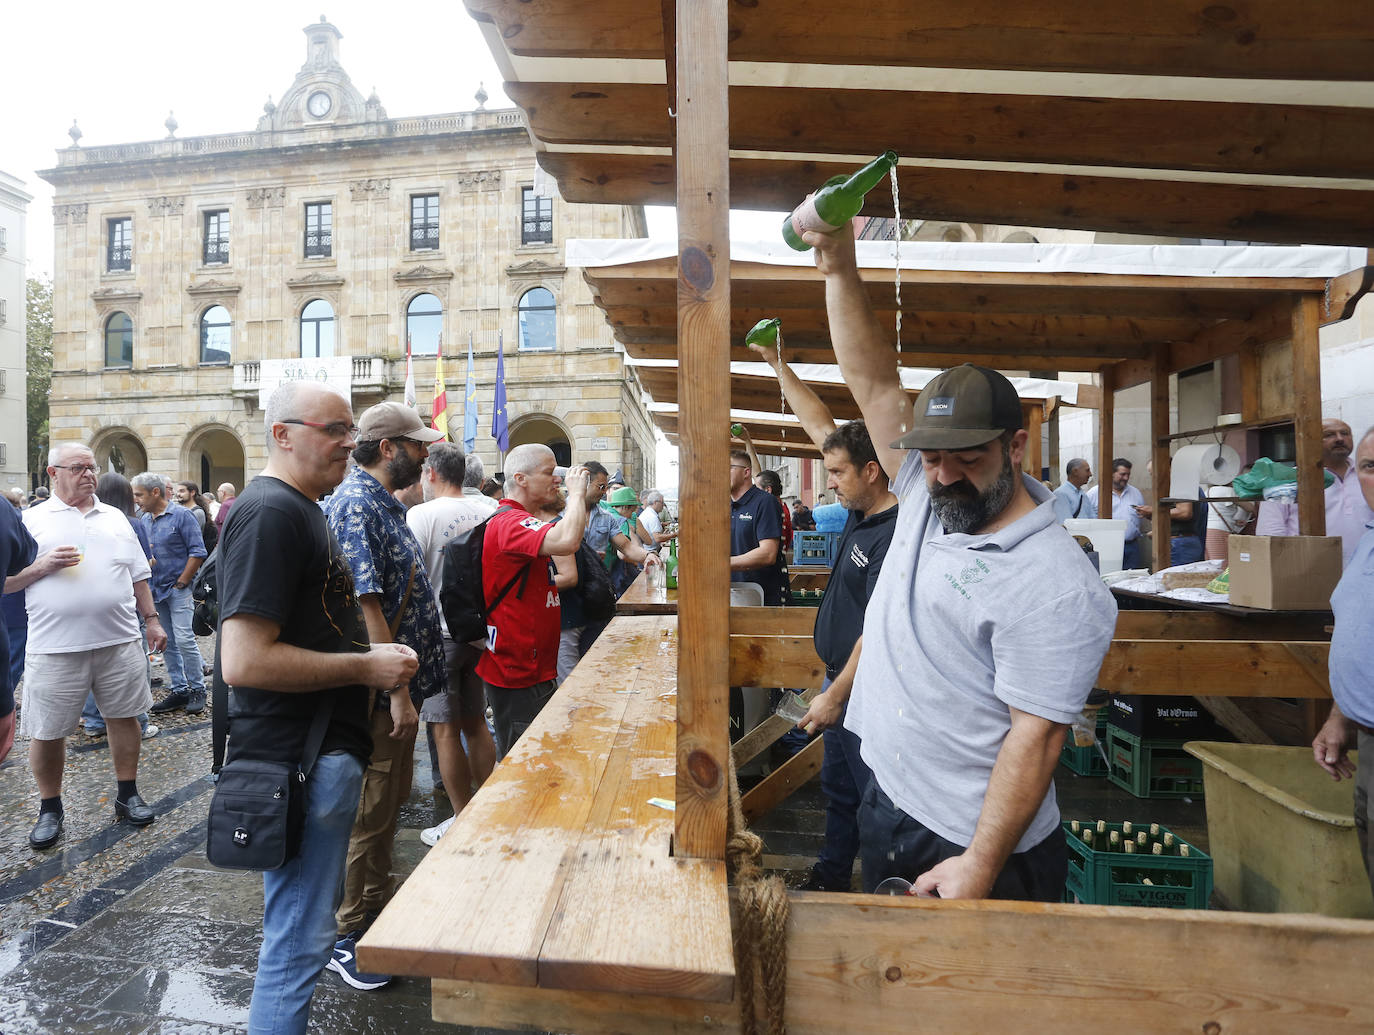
[307,91,332,118]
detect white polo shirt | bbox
[22,495,151,653]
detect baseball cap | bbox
[608,486,638,507]
[892,364,1022,451]
[357,401,445,443]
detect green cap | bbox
[608,486,638,507]
[892,364,1022,451]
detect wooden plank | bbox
[540,152,1374,246]
[538,617,734,1002]
[1240,341,1262,423]
[1150,348,1171,573]
[1291,294,1326,536]
[729,605,817,638]
[1196,696,1277,744]
[731,687,821,769]
[740,736,825,824]
[467,0,1374,81]
[1324,259,1374,321]
[357,617,662,985]
[628,340,1128,373]
[780,895,1374,1034]
[616,566,678,614]
[1113,609,1331,641]
[673,0,731,860]
[1025,403,1043,477]
[1098,640,1331,696]
[728,635,826,690]
[516,81,1374,179]
[1097,365,1115,519]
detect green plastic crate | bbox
[1060,715,1109,777]
[1106,724,1206,799]
[1064,821,1212,909]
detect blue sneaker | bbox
[327,931,391,990]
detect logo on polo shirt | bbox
[520,517,545,531]
[738,513,753,521]
[943,557,990,600]
[848,543,869,567]
[926,396,955,416]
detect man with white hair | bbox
[7,443,168,850]
[635,489,676,554]
[480,443,601,757]
[461,452,498,513]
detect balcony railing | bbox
[410,225,439,251]
[107,245,132,271]
[304,233,332,259]
[203,235,230,265]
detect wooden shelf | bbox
[1156,414,1293,445]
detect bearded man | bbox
[808,219,1118,902]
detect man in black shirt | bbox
[729,449,788,605]
[748,344,898,892]
[217,381,418,1035]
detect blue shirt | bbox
[1330,522,1374,728]
[1051,482,1087,523]
[141,501,207,602]
[323,466,446,705]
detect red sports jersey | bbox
[474,500,560,688]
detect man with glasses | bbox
[321,401,446,992]
[7,443,167,850]
[132,473,209,716]
[217,383,418,1033]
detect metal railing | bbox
[203,235,230,265]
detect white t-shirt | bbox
[1205,484,1250,534]
[23,495,152,653]
[845,452,1118,852]
[406,495,494,638]
[638,506,664,553]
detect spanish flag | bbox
[432,337,450,440]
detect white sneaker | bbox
[420,815,455,847]
[141,724,161,740]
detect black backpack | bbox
[440,507,533,645]
[191,549,219,637]
[573,539,616,623]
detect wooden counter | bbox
[357,614,734,1002]
[616,566,678,614]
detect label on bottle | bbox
[791,193,841,235]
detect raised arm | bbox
[749,342,838,450]
[804,223,911,479]
[734,425,763,478]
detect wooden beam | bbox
[627,341,1130,373]
[1324,259,1374,321]
[1196,696,1277,744]
[1097,366,1115,519]
[1098,640,1331,696]
[731,689,820,769]
[467,0,1374,82]
[1025,403,1044,477]
[1291,294,1326,536]
[728,635,826,690]
[1150,348,1171,573]
[540,152,1374,246]
[515,81,1374,179]
[1113,609,1331,642]
[673,0,731,860]
[740,737,825,823]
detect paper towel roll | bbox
[1169,443,1242,500]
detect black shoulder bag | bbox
[206,645,334,871]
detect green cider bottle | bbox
[782,150,899,252]
[730,423,745,438]
[745,318,781,349]
[665,538,679,589]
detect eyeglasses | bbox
[53,464,99,475]
[280,419,359,439]
[730,464,751,471]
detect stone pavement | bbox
[0,644,517,1034]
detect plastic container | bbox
[793,531,836,566]
[1106,726,1205,799]
[1064,518,1126,575]
[1184,742,1374,917]
[1064,821,1212,909]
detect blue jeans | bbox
[156,586,205,697]
[249,750,366,1035]
[812,680,873,889]
[1169,535,1204,566]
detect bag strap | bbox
[387,561,418,639]
[483,505,535,615]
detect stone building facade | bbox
[38,18,656,494]
[0,171,31,493]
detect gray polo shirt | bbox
[845,450,1117,852]
[1330,523,1374,728]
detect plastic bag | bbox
[1206,568,1229,595]
[1231,458,1334,500]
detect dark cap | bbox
[892,364,1023,451]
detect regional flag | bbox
[403,334,416,409]
[433,337,450,440]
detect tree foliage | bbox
[25,276,52,483]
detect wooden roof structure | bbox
[361,3,1374,1031]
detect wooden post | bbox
[1024,403,1043,478]
[673,0,730,859]
[1150,348,1172,572]
[1291,294,1326,537]
[1098,366,1115,519]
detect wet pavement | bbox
[0,643,516,1034]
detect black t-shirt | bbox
[730,484,789,606]
[216,476,372,764]
[814,504,899,674]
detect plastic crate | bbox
[1105,724,1206,799]
[1063,821,1212,909]
[1060,714,1109,777]
[793,531,836,566]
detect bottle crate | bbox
[1063,821,1212,909]
[1105,724,1206,799]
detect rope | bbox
[726,752,789,1035]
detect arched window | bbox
[406,293,442,356]
[104,312,133,369]
[300,298,335,358]
[200,305,232,364]
[517,287,556,352]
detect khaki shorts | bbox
[419,639,487,724]
[20,640,152,741]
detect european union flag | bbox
[491,330,509,452]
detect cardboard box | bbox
[1227,535,1342,611]
[1107,695,1229,740]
